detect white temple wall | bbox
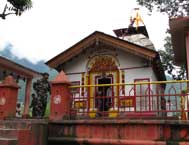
[64,47,156,84]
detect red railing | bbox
[70,80,189,119]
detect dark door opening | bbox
[98,77,111,96]
[96,77,112,114]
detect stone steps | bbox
[0,128,20,138]
[0,137,18,145]
[0,119,47,145]
[0,128,20,145]
[0,127,32,145]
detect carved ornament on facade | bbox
[88,55,118,72]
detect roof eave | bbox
[169,17,189,65]
[46,31,157,69]
[0,56,41,78]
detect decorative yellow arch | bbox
[87,55,120,73]
[86,55,120,113]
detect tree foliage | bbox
[137,0,188,80]
[137,0,189,18]
[0,0,32,19]
[159,36,187,80]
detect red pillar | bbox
[186,31,189,80]
[186,31,189,120]
[50,71,71,120]
[0,75,19,119]
[23,78,32,118]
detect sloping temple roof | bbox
[0,55,41,80]
[46,31,166,81]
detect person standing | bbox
[30,93,41,117]
[33,72,51,118]
[16,102,22,117]
[106,87,112,110]
[96,90,103,116]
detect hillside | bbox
[0,45,58,102]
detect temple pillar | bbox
[186,31,189,120]
[0,75,19,119]
[186,31,189,80]
[23,78,32,118]
[50,71,71,121]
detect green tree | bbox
[159,36,187,80]
[0,0,32,20]
[137,0,188,80]
[137,0,189,18]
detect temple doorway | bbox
[95,76,113,112]
[97,77,111,96]
[87,55,120,111]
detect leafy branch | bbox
[158,36,187,80]
[137,0,189,18]
[0,0,32,20]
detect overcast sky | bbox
[0,0,169,63]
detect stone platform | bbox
[48,119,189,145]
[0,119,48,145]
[1,118,189,145]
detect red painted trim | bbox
[134,78,150,82]
[88,73,90,111]
[70,81,80,93]
[121,71,125,95]
[120,66,151,70]
[65,66,151,75]
[134,78,150,112]
[81,73,85,96]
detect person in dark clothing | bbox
[96,90,103,116]
[33,72,51,118]
[16,103,22,117]
[30,93,39,117]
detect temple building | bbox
[46,12,166,117]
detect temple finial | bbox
[130,8,144,30]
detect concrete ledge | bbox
[0,138,17,141]
[49,137,167,145]
[49,119,189,125]
[49,137,189,145]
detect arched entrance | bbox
[86,55,120,112]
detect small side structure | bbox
[0,55,41,117]
[0,56,47,145]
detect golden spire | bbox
[131,8,144,30]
